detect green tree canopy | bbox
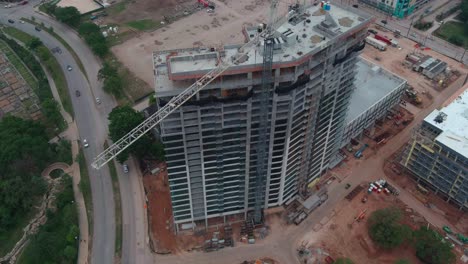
[461,0,468,22]
[54,7,81,28]
[27,37,43,50]
[108,106,165,163]
[413,227,455,264]
[78,22,109,57]
[0,116,51,231]
[368,207,412,249]
[395,259,412,264]
[334,258,354,264]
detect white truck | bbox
[365,36,387,51]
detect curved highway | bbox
[0,3,152,264]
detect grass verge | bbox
[126,19,161,31]
[77,151,93,240]
[20,17,88,80]
[104,55,153,103]
[104,141,123,258]
[1,27,74,117]
[433,21,468,48]
[107,1,128,15]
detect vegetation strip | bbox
[77,152,94,242]
[104,141,123,258]
[1,27,74,118]
[20,17,88,80]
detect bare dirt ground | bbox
[361,25,467,110]
[57,0,101,14]
[112,0,292,86]
[301,186,424,264]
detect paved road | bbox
[0,8,117,264]
[0,3,152,263]
[334,0,468,64]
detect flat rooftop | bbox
[345,58,406,124]
[154,2,372,94]
[424,88,468,159]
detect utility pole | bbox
[406,15,416,38]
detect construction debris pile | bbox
[203,225,234,252]
[297,241,335,264]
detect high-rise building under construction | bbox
[152,3,372,231]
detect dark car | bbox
[368,29,377,35]
[7,19,14,24]
[352,4,358,8]
[35,26,41,32]
[75,90,81,97]
[381,20,388,25]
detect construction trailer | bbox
[365,36,387,51]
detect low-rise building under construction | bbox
[401,88,468,210]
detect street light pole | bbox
[406,16,416,38]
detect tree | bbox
[99,62,123,97]
[103,75,123,97]
[461,0,468,22]
[98,62,118,80]
[27,37,42,50]
[66,225,80,243]
[41,99,62,127]
[54,7,81,28]
[149,93,157,105]
[108,106,146,163]
[368,207,412,249]
[63,245,77,260]
[395,259,412,264]
[334,258,354,264]
[78,22,109,57]
[413,227,455,264]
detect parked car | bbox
[82,139,89,148]
[123,164,129,173]
[75,90,81,97]
[7,19,14,24]
[20,0,28,5]
[352,4,358,8]
[381,20,387,25]
[67,65,73,71]
[368,29,377,35]
[95,97,101,104]
[35,26,41,31]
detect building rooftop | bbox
[345,58,406,124]
[153,3,372,95]
[424,88,468,158]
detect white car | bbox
[123,164,129,173]
[83,139,89,148]
[96,97,101,104]
[67,65,73,71]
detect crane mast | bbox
[252,0,279,224]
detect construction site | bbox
[86,0,468,263]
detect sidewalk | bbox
[45,68,90,264]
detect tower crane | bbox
[92,0,281,224]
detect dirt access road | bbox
[145,81,467,263]
[112,0,292,86]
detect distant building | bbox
[400,88,468,210]
[359,0,433,18]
